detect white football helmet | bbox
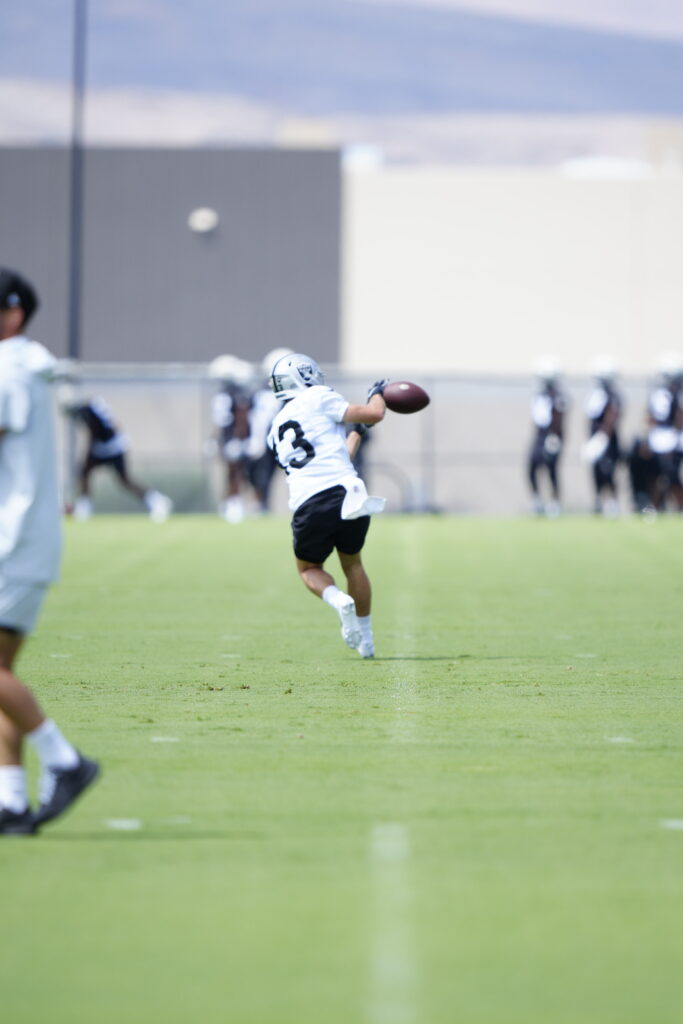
[261,347,294,378]
[56,381,83,414]
[534,356,562,385]
[591,354,618,383]
[208,354,256,388]
[657,350,683,383]
[270,353,326,400]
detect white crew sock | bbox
[26,719,79,771]
[0,765,29,813]
[357,614,373,641]
[322,585,344,610]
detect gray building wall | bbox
[0,147,341,363]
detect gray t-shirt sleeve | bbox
[0,377,30,433]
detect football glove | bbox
[367,378,389,401]
[350,423,370,437]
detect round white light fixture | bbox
[188,207,219,233]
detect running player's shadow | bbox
[42,830,264,842]
[373,654,515,661]
[373,655,459,661]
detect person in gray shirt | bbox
[0,267,99,835]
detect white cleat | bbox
[357,638,375,659]
[222,497,245,523]
[149,492,173,523]
[73,496,93,521]
[337,595,361,650]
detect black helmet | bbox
[0,267,39,326]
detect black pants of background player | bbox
[628,441,683,511]
[628,441,657,511]
[528,437,561,500]
[248,449,278,513]
[591,438,620,508]
[80,452,147,501]
[653,450,683,510]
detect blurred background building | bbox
[3,0,683,512]
[0,147,340,362]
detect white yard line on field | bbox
[389,677,419,744]
[368,823,417,1024]
[367,523,422,1022]
[389,520,422,743]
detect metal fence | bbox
[55,364,657,517]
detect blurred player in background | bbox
[629,352,683,513]
[209,349,293,519]
[527,359,568,517]
[246,348,293,514]
[267,353,386,658]
[209,354,258,522]
[62,392,173,521]
[0,268,99,835]
[583,356,622,517]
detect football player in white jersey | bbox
[583,357,622,516]
[527,359,568,517]
[628,352,683,512]
[0,268,99,835]
[267,353,387,658]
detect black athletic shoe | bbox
[34,754,101,827]
[0,807,37,835]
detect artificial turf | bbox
[2,514,682,1024]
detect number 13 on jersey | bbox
[275,419,316,471]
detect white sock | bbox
[0,765,29,813]
[358,614,373,640]
[26,719,79,771]
[322,585,344,610]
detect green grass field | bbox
[2,515,682,1024]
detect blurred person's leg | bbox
[528,443,545,515]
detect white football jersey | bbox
[585,386,610,422]
[267,385,354,510]
[248,387,279,459]
[0,335,62,583]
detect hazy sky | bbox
[355,0,683,38]
[3,0,683,156]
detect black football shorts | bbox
[84,451,128,477]
[291,485,370,564]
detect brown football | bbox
[383,380,430,414]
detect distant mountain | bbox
[5,0,683,116]
[354,0,683,41]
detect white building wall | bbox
[342,166,683,376]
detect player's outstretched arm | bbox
[343,395,386,428]
[343,380,388,428]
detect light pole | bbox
[65,0,88,507]
[67,0,87,361]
